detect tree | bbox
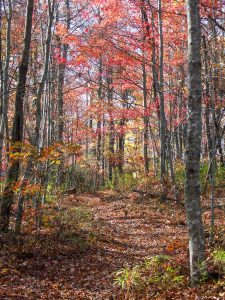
[185,0,206,283]
[158,0,167,187]
[0,0,34,232]
[0,0,12,175]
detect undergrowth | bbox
[175,162,225,190]
[114,254,185,299]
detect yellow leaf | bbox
[1,268,10,274]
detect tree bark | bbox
[185,0,206,283]
[35,0,55,148]
[0,0,12,175]
[107,68,115,182]
[58,0,70,142]
[158,0,167,185]
[118,91,128,174]
[0,0,34,232]
[97,56,103,185]
[141,1,149,174]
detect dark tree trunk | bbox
[118,91,128,174]
[58,0,70,142]
[0,0,34,232]
[158,0,167,184]
[141,1,150,174]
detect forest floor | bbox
[0,188,224,299]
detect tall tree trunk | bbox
[0,0,3,109]
[57,0,70,185]
[142,61,149,174]
[118,91,128,174]
[97,57,103,185]
[203,36,212,162]
[0,0,12,175]
[158,0,167,185]
[35,0,55,148]
[185,0,206,283]
[202,35,216,244]
[0,0,34,232]
[141,1,149,174]
[107,68,115,182]
[58,0,70,142]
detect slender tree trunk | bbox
[158,0,167,185]
[209,101,216,246]
[32,0,55,229]
[0,0,3,109]
[141,1,149,174]
[142,61,149,174]
[203,36,212,162]
[15,160,32,234]
[58,0,70,141]
[35,0,55,148]
[97,57,103,185]
[107,68,115,182]
[57,0,70,185]
[185,0,206,283]
[101,115,106,186]
[118,91,127,174]
[0,0,12,175]
[202,35,216,244]
[0,0,34,232]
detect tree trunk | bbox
[0,0,12,175]
[158,0,167,185]
[35,0,55,148]
[118,91,128,174]
[141,1,149,174]
[97,57,103,185]
[107,68,115,182]
[15,160,32,234]
[58,0,70,142]
[185,0,206,283]
[0,0,34,232]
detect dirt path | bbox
[0,191,223,299]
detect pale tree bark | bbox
[0,0,12,175]
[185,0,206,283]
[35,0,55,148]
[107,68,115,182]
[202,35,216,245]
[57,0,70,186]
[26,0,55,230]
[58,0,70,142]
[142,61,149,174]
[97,56,103,185]
[0,0,34,232]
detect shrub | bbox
[215,164,225,187]
[104,170,140,192]
[212,249,225,276]
[114,255,184,299]
[175,161,225,190]
[50,205,96,249]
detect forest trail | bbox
[0,191,224,299]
